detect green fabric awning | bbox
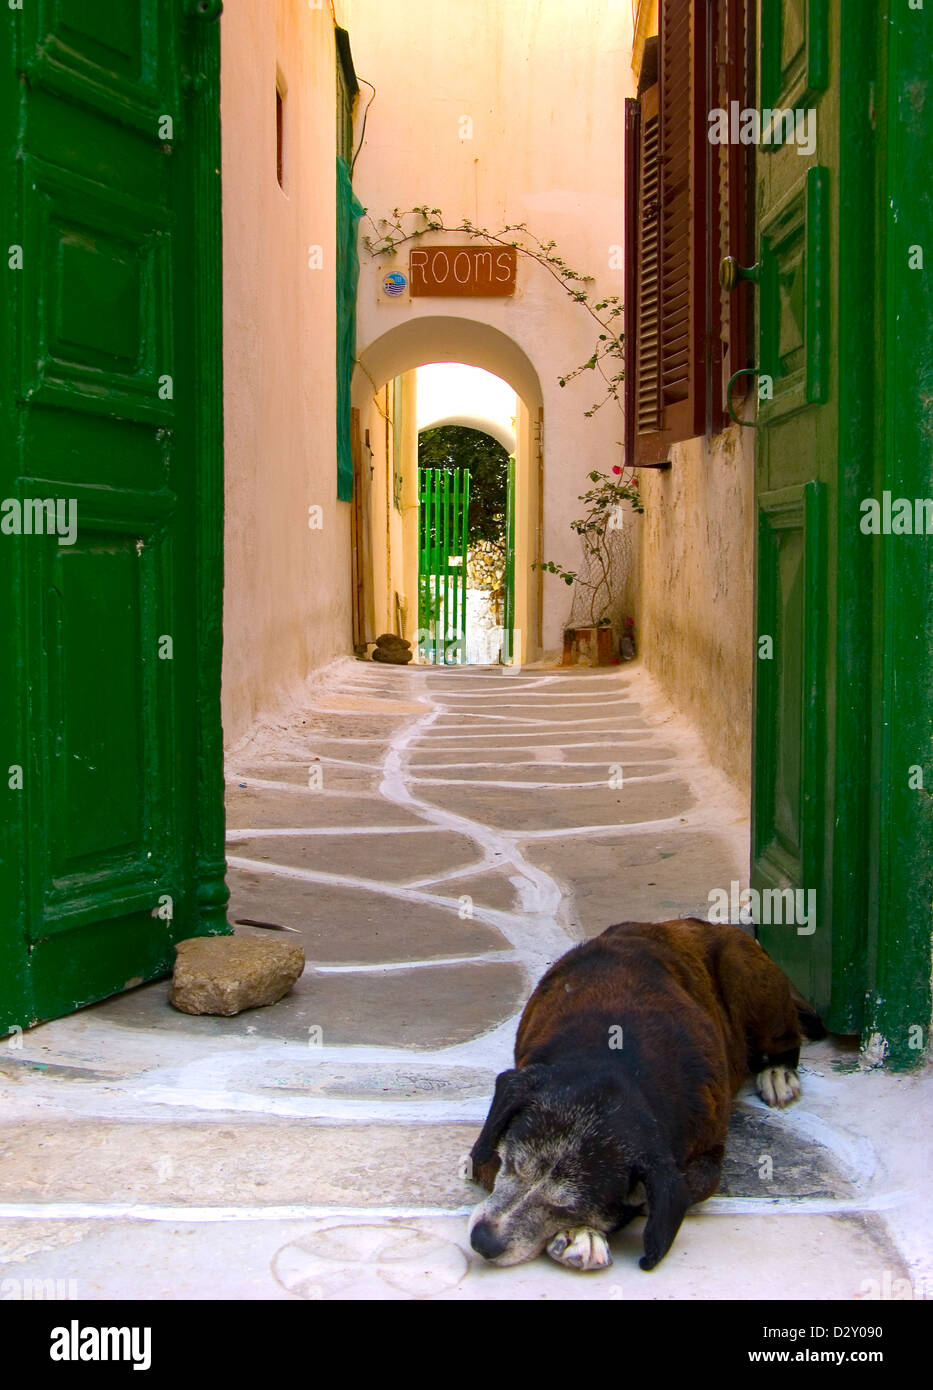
[336,154,364,502]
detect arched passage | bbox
[420,415,516,453]
[354,315,544,415]
[351,317,544,664]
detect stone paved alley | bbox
[1,661,930,1300]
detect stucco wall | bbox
[220,0,352,746]
[636,426,755,794]
[344,0,636,655]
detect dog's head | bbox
[468,1063,691,1270]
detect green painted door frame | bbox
[866,1,933,1069]
[752,0,932,1067]
[0,0,229,1033]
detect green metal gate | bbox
[418,467,470,665]
[502,457,516,664]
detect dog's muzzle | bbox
[470,1220,509,1262]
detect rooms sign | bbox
[409,245,517,297]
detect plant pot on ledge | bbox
[561,624,615,667]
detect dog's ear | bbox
[471,1065,544,1166]
[636,1156,692,1271]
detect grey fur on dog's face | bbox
[469,1092,643,1267]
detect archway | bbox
[351,318,544,665]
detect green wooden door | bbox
[0,0,228,1032]
[751,0,932,1060]
[750,0,843,1020]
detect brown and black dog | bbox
[469,918,824,1272]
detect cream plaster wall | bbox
[355,371,417,643]
[343,0,636,655]
[636,427,755,794]
[220,0,352,746]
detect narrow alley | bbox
[0,663,926,1300]
[1,0,931,1324]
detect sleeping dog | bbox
[469,918,824,1272]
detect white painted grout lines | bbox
[95,664,704,1128]
[0,1190,910,1224]
[226,826,441,840]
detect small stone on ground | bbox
[169,934,305,1016]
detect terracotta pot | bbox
[560,625,615,667]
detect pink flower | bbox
[611,465,622,474]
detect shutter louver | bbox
[633,0,707,463]
[623,97,641,469]
[637,85,661,436]
[710,0,751,428]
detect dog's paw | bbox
[546,1227,612,1272]
[757,1065,801,1108]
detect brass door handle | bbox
[719,256,760,292]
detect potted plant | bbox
[534,466,644,666]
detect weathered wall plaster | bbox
[636,427,755,795]
[220,0,353,746]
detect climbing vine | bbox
[533,468,644,627]
[363,207,628,429]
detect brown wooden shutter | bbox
[626,0,751,461]
[710,0,752,430]
[623,97,641,471]
[630,0,708,463]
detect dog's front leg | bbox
[546,1227,612,1272]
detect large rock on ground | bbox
[170,935,305,1016]
[372,633,413,663]
[372,645,412,664]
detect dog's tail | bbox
[791,983,827,1040]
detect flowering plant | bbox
[533,467,644,626]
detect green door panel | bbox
[760,0,828,119]
[755,481,827,1004]
[0,0,228,1032]
[752,0,841,1022]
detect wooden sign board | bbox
[410,245,517,297]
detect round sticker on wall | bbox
[382,271,408,298]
